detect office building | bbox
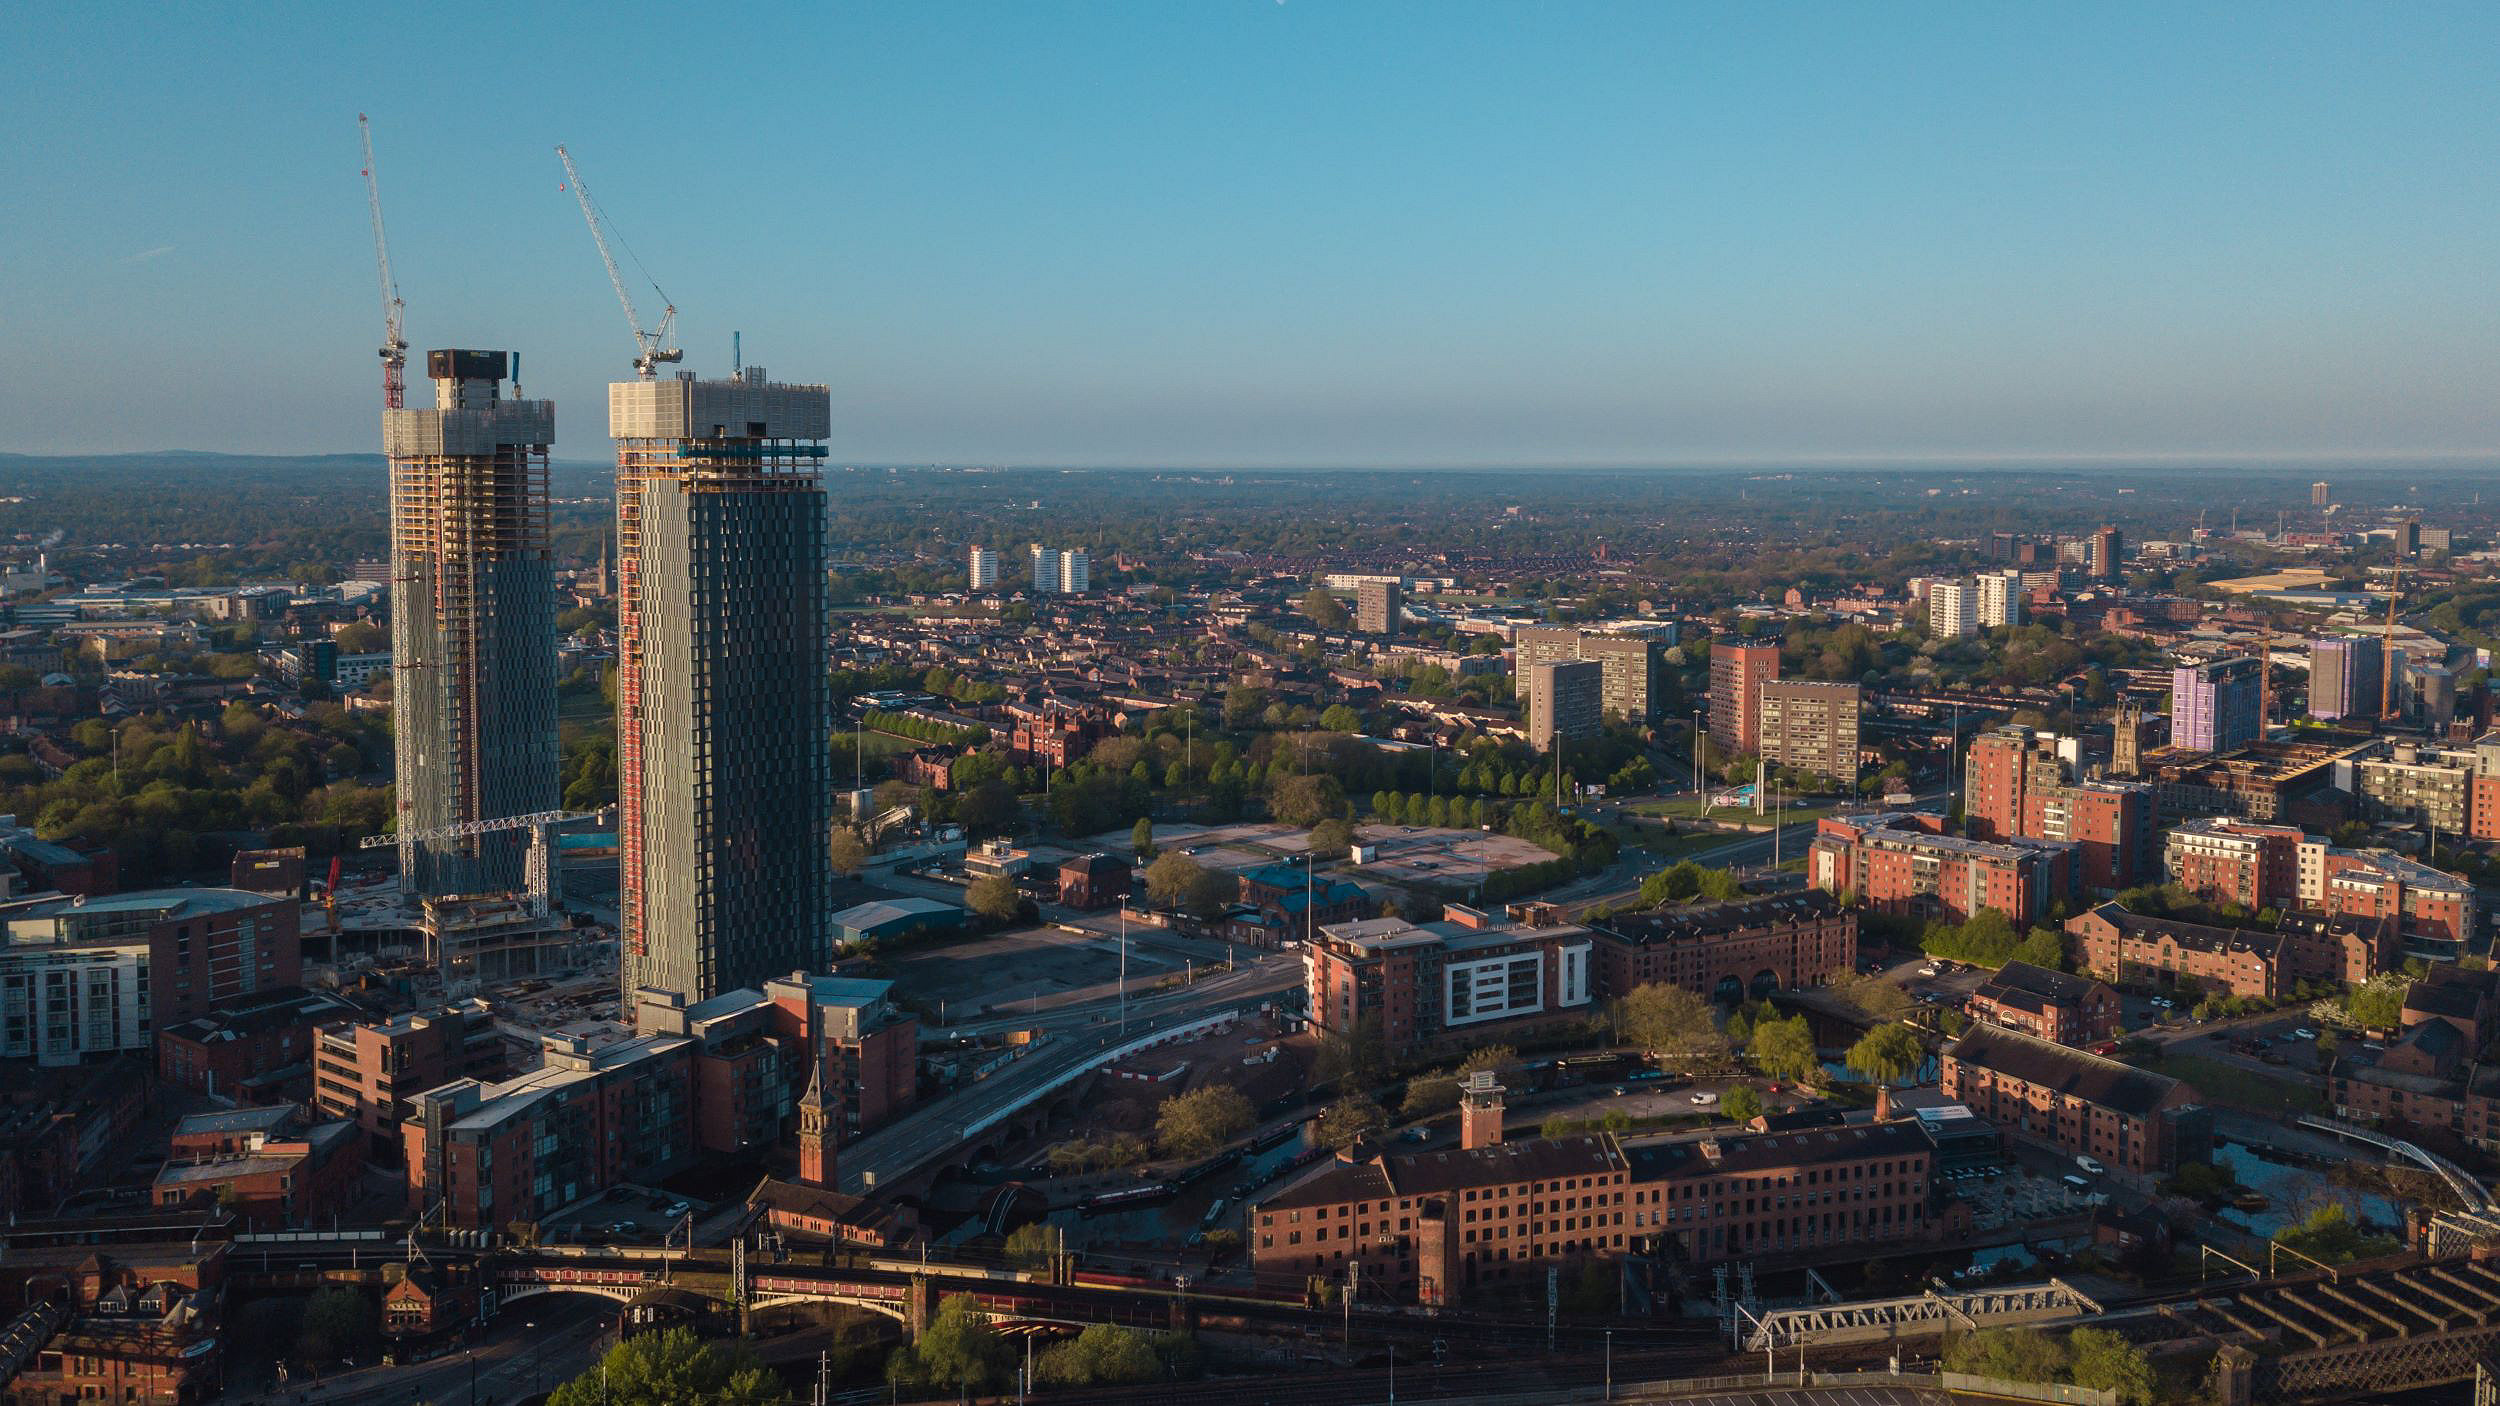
[1927,579,1976,639]
[1706,639,1780,755]
[967,546,999,591]
[0,888,301,1066]
[2308,636,2382,722]
[2170,657,2263,753]
[1304,907,1593,1063]
[380,349,559,895]
[1356,578,1402,634]
[1526,658,1603,753]
[1975,569,2025,629]
[1517,626,1673,723]
[612,367,834,1011]
[1755,680,1861,783]
[2089,525,2124,581]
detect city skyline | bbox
[6,2,2498,466]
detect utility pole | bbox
[1345,1260,1358,1350]
[1117,909,1128,1033]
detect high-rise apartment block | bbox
[1927,580,1976,639]
[1809,812,2073,925]
[1707,638,1780,755]
[2309,636,2382,722]
[1975,569,2025,629]
[612,367,833,1011]
[2089,525,2124,580]
[1527,658,1603,753]
[1961,726,2154,891]
[1756,680,1861,783]
[967,546,999,591]
[381,350,559,895]
[1029,545,1089,594]
[1517,625,1674,723]
[2312,481,2331,508]
[1356,578,1403,634]
[2171,657,2263,753]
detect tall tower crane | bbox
[357,114,408,410]
[554,145,681,378]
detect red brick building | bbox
[155,986,361,1100]
[2162,817,2306,912]
[1249,1119,1943,1307]
[1585,891,1855,1004]
[1304,910,1594,1062]
[1941,1024,2205,1175]
[2065,902,2284,1001]
[311,1000,508,1158]
[1057,852,1131,910]
[1964,961,2119,1046]
[1962,728,2155,891]
[1809,812,2073,924]
[152,1114,361,1231]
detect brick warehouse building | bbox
[1584,891,1856,1004]
[1249,1116,1946,1306]
[1941,1024,2207,1176]
[1964,961,2120,1047]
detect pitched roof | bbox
[1944,1023,2184,1118]
[1971,960,2104,1016]
[1254,1135,1624,1212]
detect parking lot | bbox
[541,1183,711,1243]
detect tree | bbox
[1300,587,1350,631]
[1319,704,1363,733]
[2012,927,2066,971]
[1612,984,1729,1071]
[1129,816,1155,860]
[1316,1093,1387,1152]
[1003,1221,1058,1271]
[1402,1073,1460,1117]
[1312,1016,1386,1091]
[551,1328,787,1406]
[1719,1085,1763,1124]
[1157,1085,1255,1158]
[333,620,386,653]
[1845,1024,1925,1086]
[1942,1326,2066,1384]
[2348,975,2406,1029]
[889,1293,1014,1396]
[1145,851,1227,916]
[1748,1014,1821,1084]
[1308,817,1355,860]
[295,1286,377,1363]
[966,875,1022,924]
[1828,970,1914,1023]
[2065,1327,2155,1406]
[1457,1044,1515,1076]
[1270,772,1347,827]
[1036,1323,1165,1388]
[1638,859,1744,907]
[954,777,1021,835]
[828,826,868,877]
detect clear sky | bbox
[5,1,2496,466]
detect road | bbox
[224,1291,611,1406]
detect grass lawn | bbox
[836,728,922,762]
[2131,1051,2326,1117]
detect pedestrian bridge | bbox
[1741,1279,2103,1350]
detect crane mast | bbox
[357,114,408,410]
[554,145,681,378]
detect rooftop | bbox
[1945,1023,2185,1118]
[1592,891,1843,946]
[1623,1120,1933,1181]
[1972,960,2103,1009]
[1255,1135,1624,1211]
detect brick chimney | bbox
[1460,1071,1506,1150]
[1874,1083,1894,1123]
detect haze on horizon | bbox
[5,1,2497,468]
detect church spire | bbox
[796,1059,833,1189]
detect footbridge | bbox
[2296,1115,2492,1212]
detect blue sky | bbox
[4,1,2495,465]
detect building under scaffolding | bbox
[421,892,573,986]
[382,350,560,896]
[612,366,833,1012]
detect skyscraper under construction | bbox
[381,350,560,895]
[612,366,833,1010]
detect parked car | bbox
[2292,1028,2317,1040]
[1689,1091,1719,1107]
